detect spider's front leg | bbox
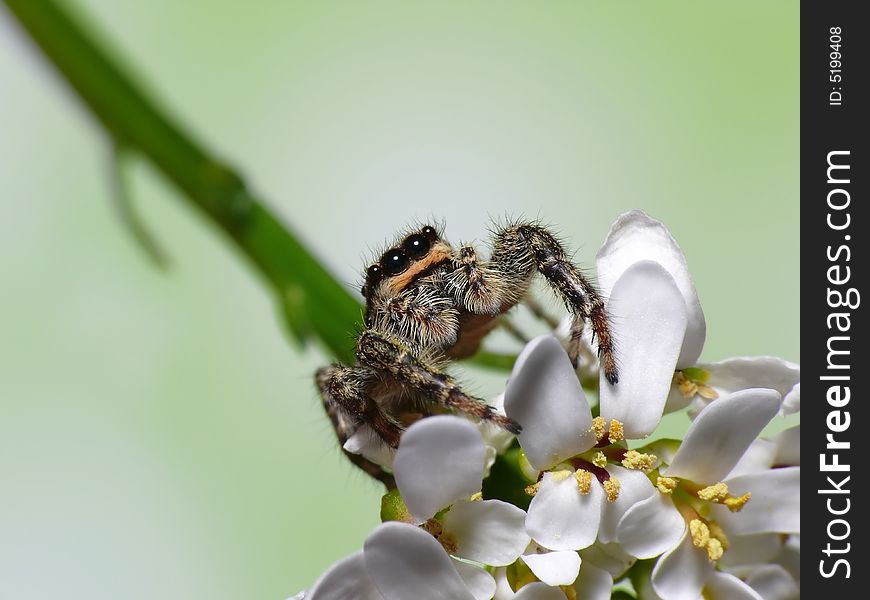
[316,363,399,487]
[490,222,619,385]
[356,330,521,434]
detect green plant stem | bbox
[4,0,362,362]
[3,0,517,372]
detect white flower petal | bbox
[364,522,476,600]
[596,209,706,367]
[521,550,581,586]
[745,565,800,600]
[663,384,693,414]
[773,425,800,466]
[775,535,800,584]
[573,562,614,600]
[477,393,517,454]
[651,530,713,600]
[513,582,570,600]
[344,425,395,469]
[444,499,530,566]
[725,438,777,478]
[505,336,596,471]
[526,471,604,551]
[452,559,497,600]
[579,543,636,578]
[617,493,686,559]
[665,388,782,484]
[704,571,763,600]
[713,467,800,535]
[307,551,384,600]
[703,356,800,398]
[687,356,801,418]
[598,465,657,544]
[599,261,688,438]
[493,567,515,600]
[782,383,800,415]
[393,415,486,523]
[718,533,782,568]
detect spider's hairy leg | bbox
[490,222,619,385]
[316,364,398,488]
[356,330,522,434]
[444,245,506,314]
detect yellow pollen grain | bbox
[657,476,678,494]
[603,476,621,502]
[592,416,606,442]
[592,451,608,468]
[724,492,751,512]
[575,469,593,494]
[469,492,483,502]
[525,482,541,496]
[706,538,724,561]
[698,483,730,503]
[689,519,711,549]
[608,419,625,443]
[551,470,573,482]
[622,450,657,472]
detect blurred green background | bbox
[0,1,798,598]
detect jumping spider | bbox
[317,221,617,486]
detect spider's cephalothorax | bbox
[316,220,617,486]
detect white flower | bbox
[615,389,799,600]
[596,209,706,370]
[305,521,497,600]
[391,416,532,564]
[595,210,801,425]
[666,356,801,417]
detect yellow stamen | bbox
[592,451,608,468]
[551,470,573,482]
[469,492,483,502]
[525,482,541,496]
[708,522,730,550]
[689,519,711,549]
[696,384,719,400]
[561,585,578,600]
[603,476,621,502]
[674,369,720,400]
[674,371,696,399]
[724,492,751,512]
[608,419,625,443]
[575,469,593,494]
[622,450,657,472]
[591,416,606,442]
[422,518,443,537]
[656,476,678,494]
[706,537,724,561]
[697,483,729,503]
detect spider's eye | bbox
[402,233,431,259]
[382,249,410,276]
[362,264,384,296]
[421,225,438,241]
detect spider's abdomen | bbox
[446,311,503,359]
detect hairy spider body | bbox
[316,221,617,485]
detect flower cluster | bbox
[292,211,800,600]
